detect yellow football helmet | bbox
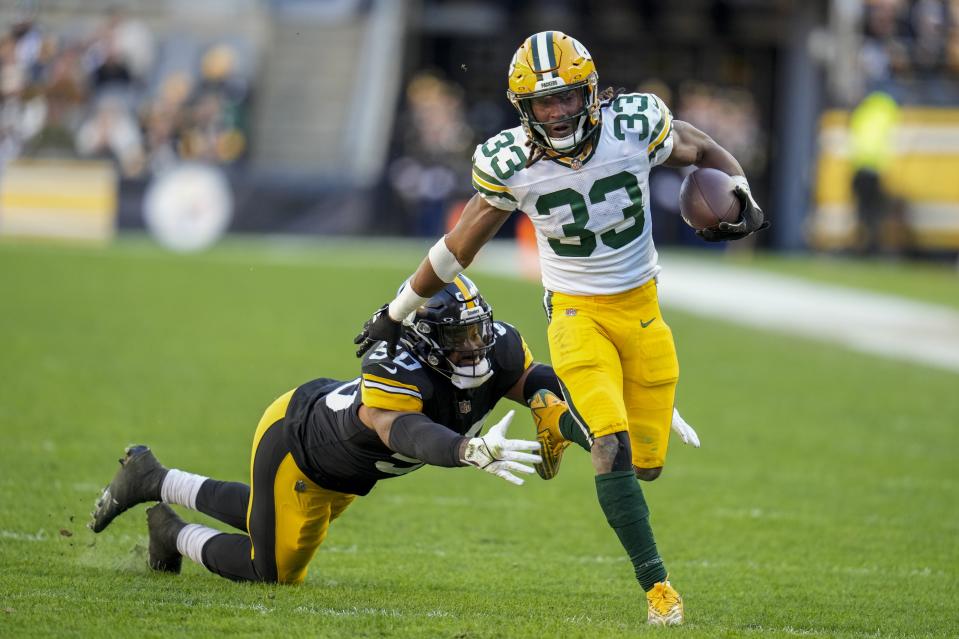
[507,31,600,155]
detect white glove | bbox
[670,408,701,448]
[462,410,542,485]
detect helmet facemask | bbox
[509,75,600,158]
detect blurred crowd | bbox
[861,0,959,103]
[387,71,475,237]
[0,9,251,179]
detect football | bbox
[679,168,741,230]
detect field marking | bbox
[0,529,48,542]
[470,244,959,374]
[657,258,959,374]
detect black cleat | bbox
[146,503,185,573]
[89,445,167,533]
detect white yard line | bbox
[473,244,959,374]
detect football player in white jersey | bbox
[355,31,767,626]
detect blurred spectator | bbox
[9,13,43,82]
[848,91,904,255]
[40,45,88,149]
[0,33,46,166]
[387,71,474,236]
[142,72,192,173]
[91,48,132,93]
[84,7,155,86]
[176,44,249,165]
[75,94,145,177]
[675,81,765,175]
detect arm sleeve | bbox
[521,363,563,403]
[387,413,467,468]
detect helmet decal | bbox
[571,37,592,60]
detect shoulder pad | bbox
[492,321,534,372]
[471,127,527,211]
[606,93,674,165]
[360,343,432,412]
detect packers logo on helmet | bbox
[507,31,600,156]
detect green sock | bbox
[595,470,668,591]
[558,412,592,452]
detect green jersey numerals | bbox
[612,94,650,141]
[534,170,646,257]
[480,131,528,181]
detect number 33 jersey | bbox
[472,93,674,296]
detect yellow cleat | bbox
[646,579,684,626]
[527,389,570,480]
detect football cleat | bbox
[527,389,570,480]
[146,504,185,573]
[646,579,684,626]
[89,445,167,533]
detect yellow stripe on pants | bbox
[246,389,356,584]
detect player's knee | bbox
[634,466,662,482]
[591,432,632,474]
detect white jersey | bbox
[471,93,674,296]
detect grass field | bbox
[0,238,957,638]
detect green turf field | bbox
[0,239,956,638]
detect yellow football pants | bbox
[246,390,356,584]
[546,279,679,469]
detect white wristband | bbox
[428,236,465,283]
[388,283,429,322]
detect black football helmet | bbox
[402,275,496,387]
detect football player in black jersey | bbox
[89,275,577,584]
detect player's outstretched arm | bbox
[666,120,768,242]
[360,406,541,484]
[353,194,510,357]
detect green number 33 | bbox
[534,171,646,258]
[481,131,528,181]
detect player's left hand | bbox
[697,185,769,242]
[463,410,542,485]
[670,408,701,448]
[354,303,403,358]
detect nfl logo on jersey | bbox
[458,400,471,414]
[565,308,578,317]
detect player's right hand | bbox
[354,303,403,358]
[462,410,542,485]
[698,186,769,242]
